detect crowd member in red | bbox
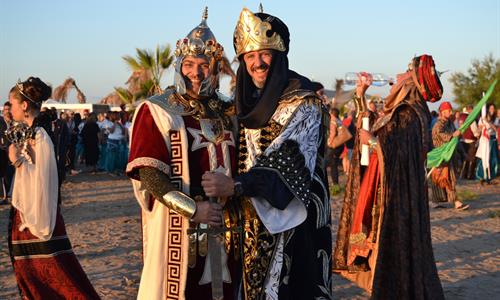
[430,101,469,210]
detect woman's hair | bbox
[487,103,497,123]
[10,77,52,111]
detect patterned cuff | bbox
[126,157,170,179]
[253,140,312,207]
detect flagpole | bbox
[426,167,435,180]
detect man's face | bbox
[316,88,328,104]
[389,73,403,94]
[316,88,325,97]
[181,56,210,94]
[368,102,376,112]
[3,104,12,121]
[243,49,273,89]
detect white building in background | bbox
[41,100,121,114]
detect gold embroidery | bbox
[349,232,367,245]
[258,120,283,152]
[238,125,249,174]
[241,198,276,299]
[188,233,197,268]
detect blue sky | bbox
[1,0,499,109]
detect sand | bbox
[1,173,499,299]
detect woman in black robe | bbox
[333,55,445,300]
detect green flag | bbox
[427,79,498,169]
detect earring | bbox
[24,110,29,118]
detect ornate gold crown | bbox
[174,7,223,61]
[233,8,286,57]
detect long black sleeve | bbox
[236,168,294,210]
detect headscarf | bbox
[439,101,452,112]
[384,55,443,114]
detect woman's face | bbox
[488,105,496,116]
[9,92,28,122]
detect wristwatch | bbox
[233,181,244,197]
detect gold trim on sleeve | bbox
[162,191,197,219]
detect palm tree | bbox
[220,55,237,94]
[73,81,87,103]
[100,92,122,105]
[122,44,174,98]
[114,87,135,105]
[52,78,87,103]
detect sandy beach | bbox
[1,172,499,299]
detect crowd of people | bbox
[0,106,132,204]
[325,86,499,211]
[1,5,498,300]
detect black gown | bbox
[334,90,445,300]
[81,121,100,166]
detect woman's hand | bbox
[359,129,374,145]
[8,144,21,164]
[355,72,373,98]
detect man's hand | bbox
[452,130,461,138]
[191,201,223,227]
[355,72,373,98]
[201,171,234,197]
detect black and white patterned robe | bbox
[235,89,333,300]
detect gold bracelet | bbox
[162,191,197,219]
[368,137,378,149]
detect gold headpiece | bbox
[174,7,223,61]
[233,8,286,57]
[15,79,38,104]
